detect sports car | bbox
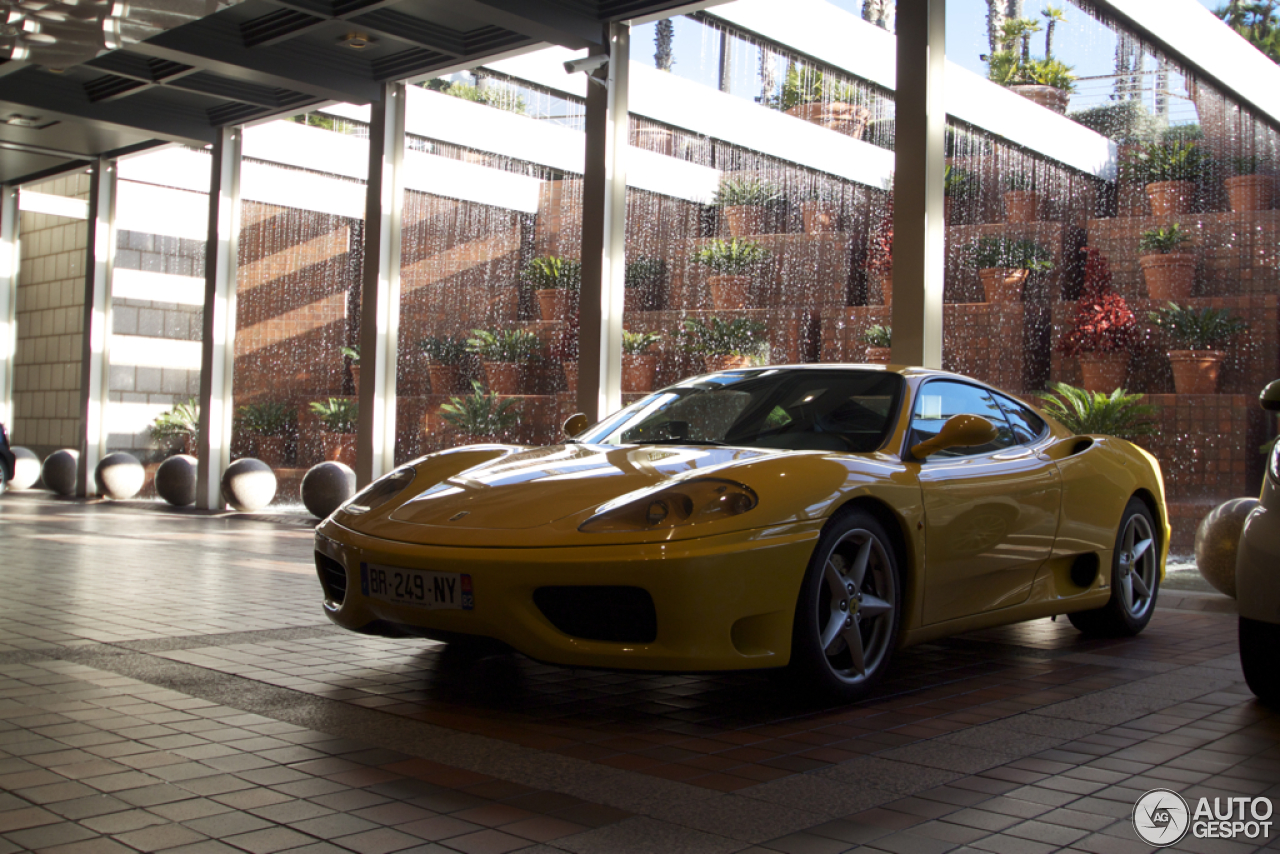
[314,365,1169,700]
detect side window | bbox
[910,381,1015,458]
[996,395,1048,445]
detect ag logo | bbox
[1134,788,1190,846]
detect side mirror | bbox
[563,412,589,438]
[911,414,999,459]
[1261,380,1280,413]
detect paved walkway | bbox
[0,492,1275,854]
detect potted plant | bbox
[1058,248,1137,392]
[968,235,1054,302]
[523,255,581,322]
[466,328,540,394]
[678,317,768,371]
[1124,139,1206,216]
[550,312,579,395]
[861,324,892,365]
[419,335,469,395]
[712,176,780,237]
[1137,223,1196,300]
[622,330,662,392]
[1002,171,1040,223]
[779,62,873,138]
[625,256,666,311]
[309,398,358,466]
[1148,302,1248,394]
[1224,154,1274,212]
[438,381,521,445]
[692,238,771,310]
[986,18,1077,114]
[150,399,200,456]
[799,185,841,235]
[944,165,976,224]
[1038,382,1158,441]
[341,345,360,397]
[236,401,294,466]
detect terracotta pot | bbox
[1140,253,1196,300]
[1002,191,1041,224]
[1145,180,1195,216]
[708,274,751,309]
[977,267,1030,303]
[865,346,892,365]
[535,289,572,322]
[622,354,658,392]
[704,354,755,372]
[1008,84,1069,115]
[254,435,287,468]
[1225,174,1274,212]
[785,101,872,138]
[562,360,578,396]
[1078,353,1129,393]
[1168,349,1225,394]
[483,362,522,395]
[322,432,356,467]
[801,201,839,234]
[427,363,462,395]
[723,205,766,237]
[350,364,361,398]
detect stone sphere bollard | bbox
[1195,497,1259,599]
[300,461,356,519]
[220,458,277,512]
[95,452,145,500]
[10,447,40,490]
[156,454,198,507]
[41,449,79,496]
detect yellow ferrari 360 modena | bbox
[314,365,1168,700]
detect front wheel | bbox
[1069,498,1160,637]
[1240,617,1280,704]
[785,509,902,702]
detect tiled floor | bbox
[1,491,1276,854]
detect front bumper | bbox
[314,520,823,671]
[1238,482,1280,624]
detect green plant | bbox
[1138,223,1193,254]
[944,165,976,199]
[1124,140,1207,185]
[1227,154,1268,176]
[712,176,781,207]
[150,399,199,441]
[692,238,770,274]
[1148,303,1248,350]
[427,78,527,114]
[1039,382,1159,439]
[678,317,767,357]
[1068,101,1162,145]
[439,381,521,437]
[968,236,1054,271]
[419,336,468,365]
[985,36,1076,93]
[779,63,867,110]
[309,398,358,433]
[466,328,541,362]
[622,330,662,355]
[1026,57,1077,92]
[340,344,360,363]
[860,325,892,348]
[625,257,666,290]
[522,256,581,291]
[1004,172,1036,192]
[236,402,294,437]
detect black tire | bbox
[1069,498,1160,637]
[785,508,902,702]
[1240,617,1280,705]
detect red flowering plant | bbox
[1058,248,1137,357]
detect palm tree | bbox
[655,19,674,71]
[862,0,893,31]
[1215,1,1280,62]
[1042,5,1066,60]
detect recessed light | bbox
[339,32,374,49]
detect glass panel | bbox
[910,380,1014,456]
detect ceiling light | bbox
[339,32,373,49]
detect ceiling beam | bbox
[456,0,604,50]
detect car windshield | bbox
[576,368,905,453]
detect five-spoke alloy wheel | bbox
[1069,498,1160,637]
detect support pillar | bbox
[197,128,242,510]
[356,81,406,487]
[77,159,116,497]
[0,186,17,429]
[891,0,946,369]
[578,22,629,423]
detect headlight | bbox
[341,466,416,515]
[579,478,758,533]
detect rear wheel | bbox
[1240,617,1280,704]
[1069,498,1160,637]
[786,509,902,702]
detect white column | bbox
[578,22,629,422]
[196,127,243,510]
[356,81,406,487]
[77,158,117,497]
[891,0,946,369]
[0,186,17,429]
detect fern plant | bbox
[439,381,521,437]
[1039,382,1159,439]
[236,402,294,437]
[151,399,200,441]
[466,328,541,362]
[310,398,358,433]
[1148,303,1248,350]
[711,177,781,207]
[692,239,770,274]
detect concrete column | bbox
[356,81,406,487]
[891,0,946,369]
[578,22,630,423]
[196,127,242,510]
[0,186,17,429]
[77,158,117,497]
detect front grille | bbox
[315,552,348,604]
[533,586,657,644]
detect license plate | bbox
[360,563,474,610]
